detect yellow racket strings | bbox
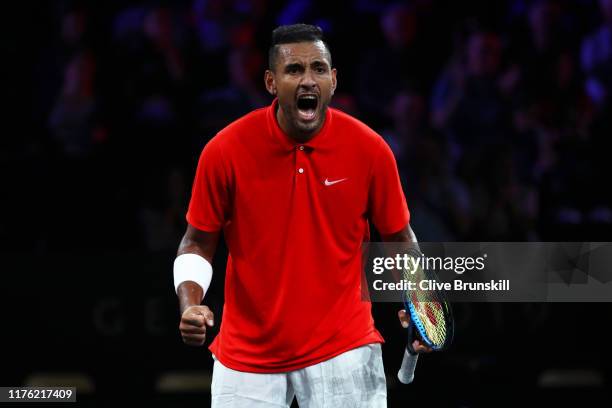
[402,265,448,347]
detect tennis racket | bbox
[397,251,454,384]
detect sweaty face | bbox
[266,41,337,141]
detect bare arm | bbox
[176,224,220,346]
[381,224,432,353]
[176,224,220,313]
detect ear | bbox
[264,70,277,96]
[331,68,338,96]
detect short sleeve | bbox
[186,138,231,232]
[368,139,410,234]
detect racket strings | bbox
[403,268,449,348]
[414,300,447,347]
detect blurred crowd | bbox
[12,0,612,251]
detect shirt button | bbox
[298,168,304,174]
[299,145,305,151]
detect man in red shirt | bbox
[174,24,430,407]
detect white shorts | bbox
[211,343,387,408]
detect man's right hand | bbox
[179,305,215,346]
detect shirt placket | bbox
[296,145,307,185]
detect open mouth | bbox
[296,94,318,122]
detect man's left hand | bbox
[398,309,433,353]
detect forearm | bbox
[177,234,215,262]
[178,281,204,314]
[175,225,220,314]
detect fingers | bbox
[180,320,206,346]
[398,309,432,353]
[180,324,206,335]
[182,305,214,327]
[201,307,215,327]
[398,309,410,329]
[412,339,433,353]
[180,305,215,346]
[182,332,206,346]
[182,314,206,327]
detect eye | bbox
[312,63,328,74]
[286,64,302,74]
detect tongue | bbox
[298,108,316,121]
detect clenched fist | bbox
[179,305,215,346]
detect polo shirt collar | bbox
[266,98,332,151]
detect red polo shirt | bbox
[187,99,410,373]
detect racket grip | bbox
[397,348,419,384]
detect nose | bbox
[299,69,317,89]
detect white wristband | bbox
[173,253,213,301]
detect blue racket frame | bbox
[403,293,454,353]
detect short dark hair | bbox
[268,24,332,70]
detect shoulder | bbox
[330,107,386,147]
[330,108,384,145]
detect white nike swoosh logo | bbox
[324,178,348,186]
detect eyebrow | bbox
[284,62,304,72]
[283,59,329,69]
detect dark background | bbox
[2,0,612,406]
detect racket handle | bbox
[397,348,419,384]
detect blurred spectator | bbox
[513,0,567,98]
[470,147,539,240]
[197,46,269,134]
[277,0,315,25]
[33,7,89,135]
[19,0,612,249]
[48,51,101,156]
[431,26,510,154]
[191,0,231,52]
[140,167,188,251]
[111,5,187,102]
[61,8,88,51]
[406,134,473,241]
[356,3,425,128]
[507,0,589,182]
[381,88,427,163]
[510,0,584,128]
[143,7,185,82]
[581,0,612,107]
